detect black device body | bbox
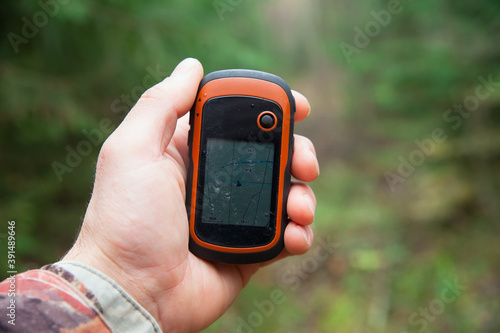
[186,69,295,264]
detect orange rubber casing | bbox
[186,70,295,264]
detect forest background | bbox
[1,0,499,332]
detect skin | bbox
[63,58,319,333]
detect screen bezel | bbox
[194,96,283,248]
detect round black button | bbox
[260,114,275,129]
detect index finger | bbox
[292,90,311,123]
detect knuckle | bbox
[97,135,117,165]
[139,81,167,102]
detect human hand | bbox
[63,58,319,332]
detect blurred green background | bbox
[1,0,499,332]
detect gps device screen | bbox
[201,138,274,227]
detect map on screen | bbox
[202,138,274,227]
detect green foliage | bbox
[1,0,499,331]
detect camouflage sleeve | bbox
[0,261,162,333]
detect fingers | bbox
[287,182,316,225]
[258,222,314,267]
[105,58,204,162]
[291,135,320,182]
[284,222,314,255]
[292,90,310,123]
[280,181,315,257]
[279,92,316,258]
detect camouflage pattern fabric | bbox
[0,262,162,332]
[0,269,111,332]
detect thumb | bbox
[109,58,203,162]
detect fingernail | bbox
[309,150,320,176]
[300,226,311,246]
[171,58,198,78]
[304,194,315,219]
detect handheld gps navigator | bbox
[186,69,295,264]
